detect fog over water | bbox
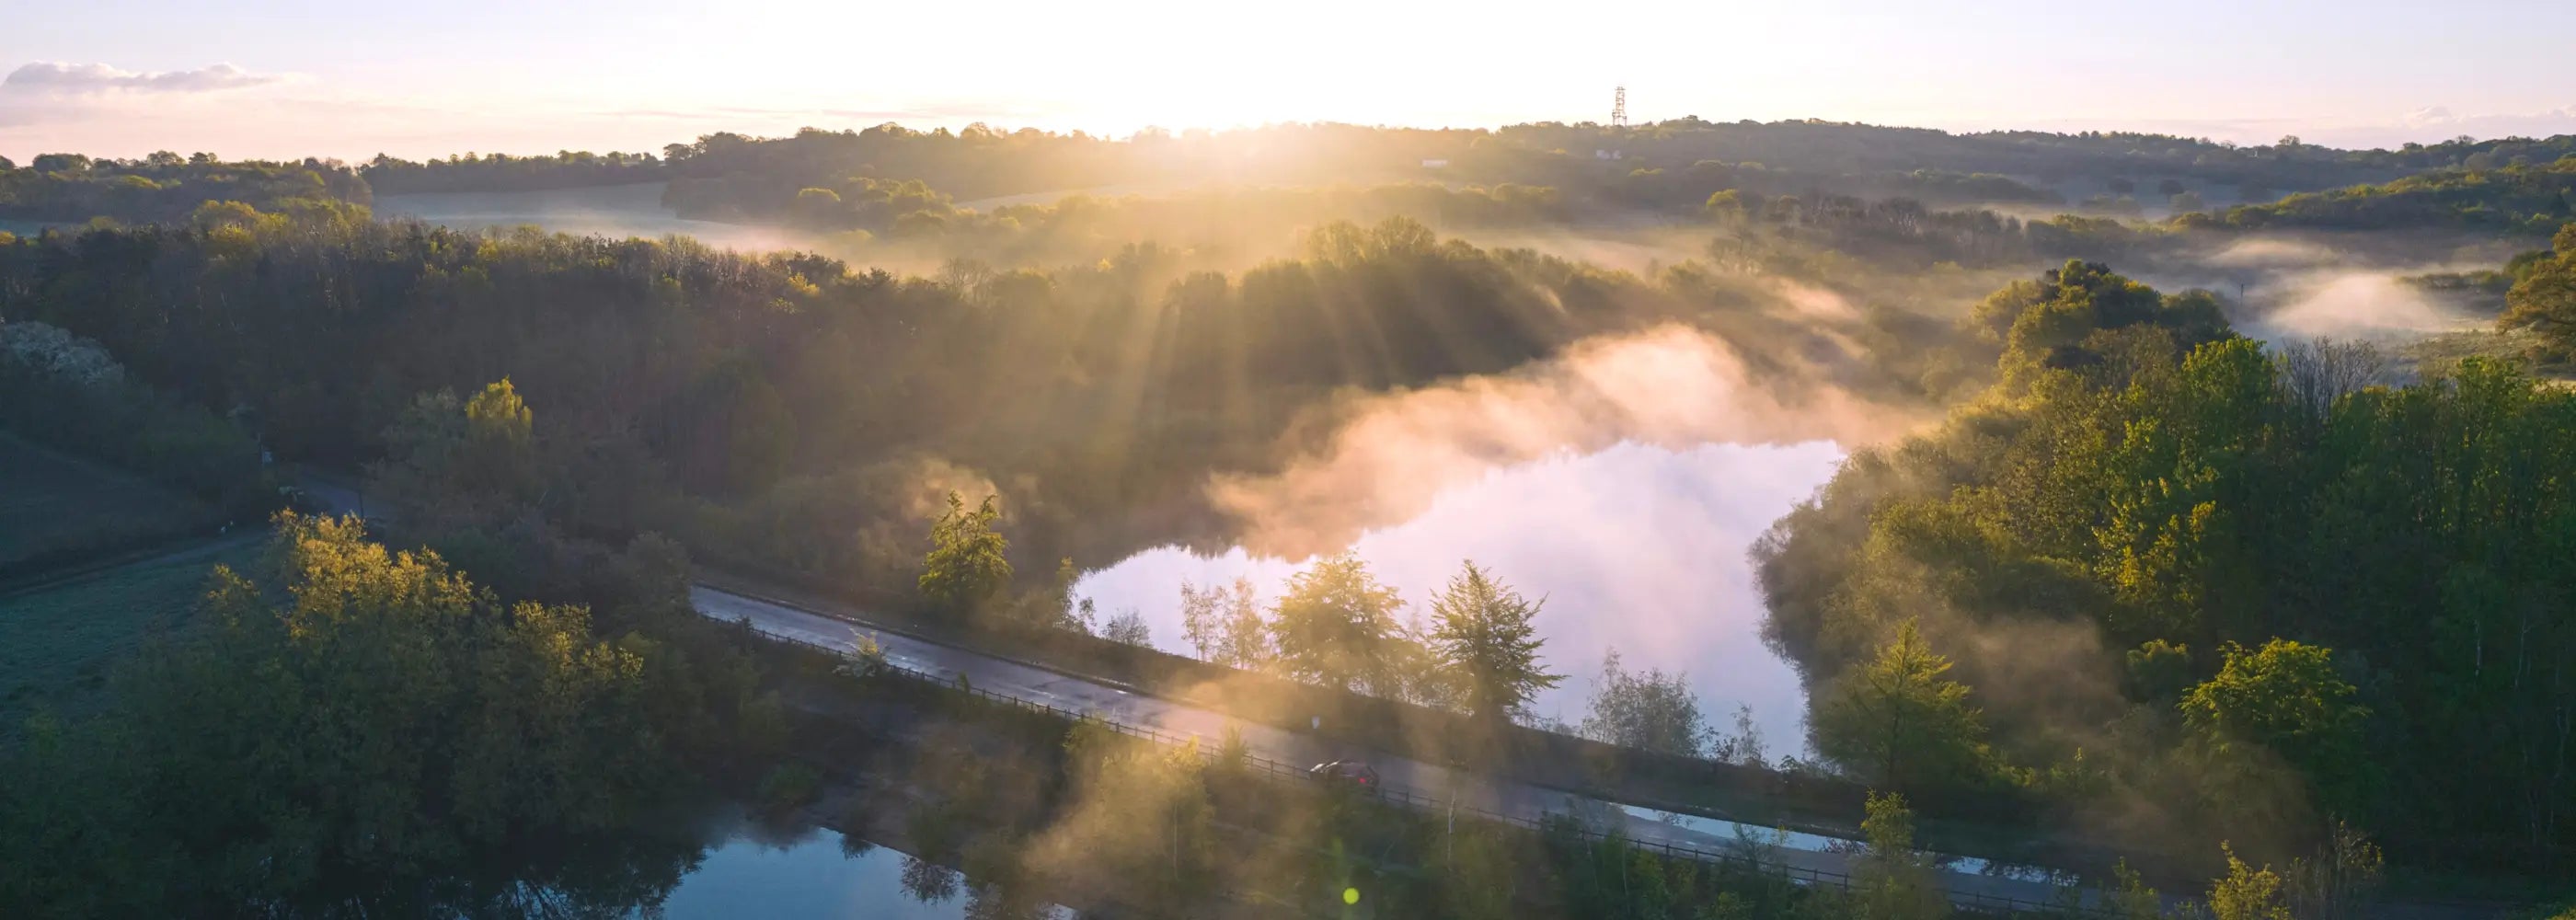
[1073,439,1846,753]
[2147,235,2500,347]
[348,190,1888,754]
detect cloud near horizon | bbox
[0,62,295,133]
[2,62,284,97]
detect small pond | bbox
[1073,439,1846,754]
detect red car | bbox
[1308,761,1381,788]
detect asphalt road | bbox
[692,585,2095,911]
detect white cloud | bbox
[1,62,283,97]
[2400,106,2455,125]
[0,62,309,143]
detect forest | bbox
[0,201,2020,587]
[1755,258,2576,872]
[362,149,666,194]
[358,119,2572,223]
[7,111,2576,918]
[2191,155,2576,236]
[0,153,370,224]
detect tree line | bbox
[2182,155,2576,236]
[312,120,2576,228]
[1507,118,2536,196]
[913,482,1568,725]
[0,152,369,224]
[362,149,666,195]
[1756,254,2576,875]
[0,511,787,916]
[0,206,1968,598]
[0,316,273,518]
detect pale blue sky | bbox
[4,0,2573,160]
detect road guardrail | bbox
[753,625,2106,917]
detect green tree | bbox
[371,378,542,524]
[1103,607,1153,647]
[1703,189,1749,222]
[1217,576,1269,668]
[2499,223,2576,344]
[1393,609,1464,711]
[1427,560,1562,724]
[791,186,844,224]
[2124,638,2195,704]
[1179,579,1225,661]
[1756,258,2576,854]
[30,153,90,172]
[1269,553,1403,696]
[2207,844,2292,920]
[0,513,684,915]
[462,376,535,477]
[1012,556,1090,634]
[2285,820,2384,920]
[2180,638,2371,814]
[189,199,270,232]
[1578,649,1710,757]
[1811,619,1990,793]
[1037,721,1220,912]
[719,371,797,492]
[1852,791,1947,920]
[920,492,1013,622]
[2102,859,2166,920]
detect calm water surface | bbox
[650,816,1068,920]
[1073,440,1845,754]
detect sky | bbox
[5,0,2575,161]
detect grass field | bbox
[0,432,219,572]
[2399,328,2576,385]
[0,538,259,736]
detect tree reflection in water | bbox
[417,822,707,919]
[963,880,1056,920]
[901,854,963,903]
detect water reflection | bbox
[1073,440,1845,752]
[1612,803,2079,886]
[899,853,961,903]
[646,815,1070,920]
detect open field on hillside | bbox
[0,538,257,736]
[0,433,218,573]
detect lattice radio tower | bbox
[1611,86,1628,128]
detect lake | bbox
[1072,439,1845,755]
[650,815,1068,920]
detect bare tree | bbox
[2276,338,2388,420]
[1179,580,1223,661]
